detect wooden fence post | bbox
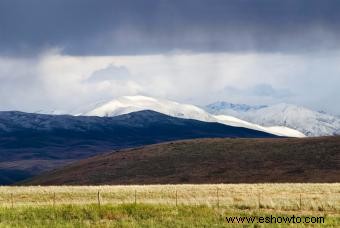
[134,190,137,205]
[175,190,178,207]
[11,193,13,208]
[53,192,56,207]
[299,194,302,210]
[217,188,220,209]
[97,190,101,208]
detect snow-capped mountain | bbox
[205,102,340,137]
[83,95,305,137]
[84,96,214,122]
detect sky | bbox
[0,0,340,114]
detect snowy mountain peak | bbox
[85,95,214,122]
[205,101,340,137]
[83,95,305,138]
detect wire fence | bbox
[0,187,339,212]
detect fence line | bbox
[1,189,339,212]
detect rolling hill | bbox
[25,136,340,185]
[0,110,276,185]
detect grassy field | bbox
[0,184,339,227]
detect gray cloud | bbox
[86,64,131,82]
[1,0,340,55]
[0,52,340,115]
[219,84,293,104]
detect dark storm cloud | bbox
[1,0,340,55]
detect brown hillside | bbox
[24,137,340,185]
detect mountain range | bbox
[81,96,304,137]
[35,95,340,138]
[33,95,340,137]
[1,95,339,185]
[205,102,340,137]
[0,110,276,185]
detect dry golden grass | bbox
[0,184,339,213]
